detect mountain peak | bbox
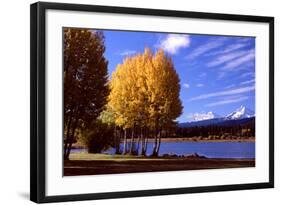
[225,106,254,120]
[179,106,255,127]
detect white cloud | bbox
[240,79,255,85]
[186,37,226,60]
[183,83,190,88]
[159,34,190,54]
[196,83,204,87]
[206,96,249,107]
[120,50,136,56]
[222,49,255,70]
[188,85,255,102]
[187,112,219,121]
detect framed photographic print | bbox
[30,1,274,203]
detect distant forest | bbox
[173,117,255,140]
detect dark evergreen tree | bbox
[64,28,109,160]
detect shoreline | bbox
[72,137,255,149]
[144,137,255,143]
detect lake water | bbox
[71,142,255,159]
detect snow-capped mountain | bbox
[190,112,221,122]
[225,106,255,120]
[179,106,255,128]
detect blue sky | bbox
[99,30,255,123]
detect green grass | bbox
[69,153,175,161]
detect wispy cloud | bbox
[216,62,254,80]
[206,96,249,107]
[225,84,235,89]
[217,72,226,80]
[210,49,255,79]
[237,38,253,43]
[196,83,204,87]
[186,37,226,60]
[205,42,248,57]
[199,72,207,78]
[183,83,190,88]
[240,72,255,79]
[240,79,255,85]
[222,49,255,71]
[120,50,136,56]
[188,85,255,102]
[207,50,250,67]
[159,34,190,54]
[219,43,249,54]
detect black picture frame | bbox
[30,1,274,203]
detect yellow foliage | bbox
[108,48,182,129]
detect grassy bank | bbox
[64,153,255,176]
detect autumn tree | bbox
[146,49,182,156]
[108,48,182,156]
[64,28,109,160]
